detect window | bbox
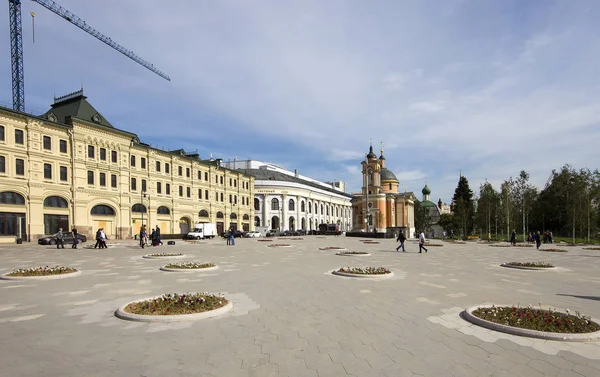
[131,178,137,191]
[156,161,161,172]
[216,212,224,219]
[44,214,68,235]
[186,187,190,198]
[165,163,170,174]
[0,191,25,204]
[205,172,208,181]
[111,174,117,188]
[242,197,245,205]
[142,179,147,192]
[205,190,208,200]
[0,125,4,141]
[91,205,115,215]
[198,189,202,199]
[179,186,183,197]
[289,199,295,211]
[100,173,106,187]
[230,213,237,220]
[43,136,51,150]
[301,201,305,212]
[229,194,232,204]
[111,150,117,163]
[199,210,209,217]
[234,179,237,188]
[197,170,201,179]
[132,204,147,213]
[254,198,260,211]
[100,148,106,161]
[215,192,218,201]
[215,175,218,184]
[141,157,146,169]
[178,166,182,176]
[220,193,223,202]
[389,183,392,190]
[0,156,5,173]
[59,140,67,153]
[157,206,170,215]
[44,163,52,179]
[229,178,232,187]
[186,168,190,178]
[0,213,26,236]
[234,196,237,205]
[130,155,136,167]
[16,159,24,175]
[87,171,94,185]
[157,182,162,194]
[166,183,171,195]
[15,129,24,144]
[271,198,279,210]
[43,196,68,208]
[220,176,223,185]
[88,145,95,158]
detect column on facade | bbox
[296,195,301,231]
[281,194,287,231]
[262,194,267,229]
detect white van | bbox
[187,223,217,239]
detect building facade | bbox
[351,144,415,236]
[0,90,254,243]
[221,160,353,232]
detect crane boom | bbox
[9,0,25,112]
[32,0,170,81]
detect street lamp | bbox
[141,190,147,230]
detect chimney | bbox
[294,169,298,178]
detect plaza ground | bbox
[1,237,599,376]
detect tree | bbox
[513,171,535,242]
[414,200,432,235]
[500,179,514,240]
[475,181,500,237]
[452,175,475,236]
[438,213,458,236]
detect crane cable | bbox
[31,12,36,43]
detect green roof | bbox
[420,200,437,208]
[44,89,114,128]
[422,184,431,195]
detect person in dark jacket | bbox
[396,230,406,252]
[71,227,78,249]
[94,229,102,249]
[56,228,65,249]
[535,231,542,249]
[510,230,517,246]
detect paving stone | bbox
[508,364,547,377]
[573,364,600,377]
[528,359,561,376]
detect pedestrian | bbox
[419,231,428,253]
[488,232,491,243]
[150,228,156,246]
[442,231,446,240]
[535,231,542,249]
[396,230,406,252]
[549,231,553,244]
[226,230,231,245]
[230,229,235,246]
[510,229,517,246]
[100,228,107,248]
[55,228,65,249]
[94,228,102,248]
[140,226,147,249]
[155,225,161,246]
[71,227,79,249]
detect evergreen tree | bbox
[414,200,432,235]
[452,175,475,237]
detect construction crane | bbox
[8,0,170,112]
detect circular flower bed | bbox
[290,238,304,240]
[160,262,218,272]
[332,266,393,279]
[464,305,600,341]
[490,244,511,247]
[115,292,232,323]
[362,241,380,244]
[540,248,568,253]
[424,243,443,247]
[501,262,555,270]
[583,247,600,250]
[257,239,273,242]
[143,253,185,259]
[1,266,81,280]
[513,244,534,247]
[319,246,347,251]
[336,251,371,256]
[268,244,292,248]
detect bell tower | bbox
[361,140,381,195]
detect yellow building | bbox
[0,90,254,243]
[351,143,415,237]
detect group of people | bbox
[54,227,79,249]
[395,230,429,253]
[225,229,236,246]
[94,228,108,249]
[511,229,551,249]
[139,225,162,248]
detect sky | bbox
[2,0,599,203]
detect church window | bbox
[271,198,279,210]
[289,199,295,211]
[301,201,305,212]
[389,183,392,190]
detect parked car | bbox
[38,232,87,245]
[244,231,262,238]
[221,230,244,239]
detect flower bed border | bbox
[319,247,347,251]
[267,244,292,248]
[0,269,81,280]
[540,249,568,253]
[335,252,371,256]
[462,305,600,342]
[583,247,600,251]
[142,254,186,259]
[160,265,219,272]
[500,263,556,271]
[332,268,394,279]
[362,241,380,244]
[114,294,233,323]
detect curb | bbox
[159,265,218,272]
[332,270,394,279]
[142,254,186,259]
[335,253,371,256]
[462,305,600,342]
[500,264,557,271]
[115,296,233,323]
[319,247,347,251]
[0,270,81,280]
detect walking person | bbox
[419,231,428,253]
[535,231,542,250]
[150,228,156,247]
[100,228,107,249]
[155,225,161,246]
[94,228,102,249]
[510,229,517,246]
[230,229,236,246]
[226,230,231,245]
[396,230,406,252]
[71,227,79,249]
[139,226,147,249]
[55,228,65,249]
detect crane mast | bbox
[7,0,170,112]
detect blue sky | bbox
[2,0,599,202]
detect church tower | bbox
[361,140,381,195]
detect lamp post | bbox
[141,190,147,230]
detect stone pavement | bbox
[1,237,599,377]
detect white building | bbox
[221,160,353,232]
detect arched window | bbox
[243,214,249,220]
[336,207,338,217]
[43,196,68,208]
[321,204,324,215]
[254,216,261,226]
[216,212,224,219]
[308,202,312,214]
[199,210,209,217]
[230,213,237,219]
[132,204,147,213]
[314,203,318,214]
[254,198,260,211]
[301,201,305,212]
[326,206,329,216]
[91,205,115,216]
[0,192,25,205]
[271,198,279,210]
[288,199,295,211]
[157,206,170,215]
